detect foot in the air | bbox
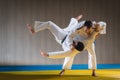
[40,50,49,57]
[27,24,35,34]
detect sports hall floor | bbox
[0,69,120,80]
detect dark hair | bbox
[73,41,84,51]
[84,20,92,29]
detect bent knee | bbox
[47,21,53,25]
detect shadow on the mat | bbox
[0,73,119,80]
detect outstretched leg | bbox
[27,21,66,44]
[40,50,75,59]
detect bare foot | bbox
[40,50,49,57]
[76,14,83,21]
[59,69,65,76]
[92,69,97,77]
[27,24,35,34]
[92,72,97,77]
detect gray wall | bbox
[0,0,120,65]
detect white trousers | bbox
[34,21,66,44]
[87,43,97,69]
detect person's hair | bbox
[73,41,84,51]
[84,20,93,29]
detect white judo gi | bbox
[34,18,106,70]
